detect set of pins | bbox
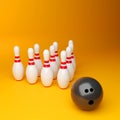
[12,40,76,89]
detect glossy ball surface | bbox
[71,77,103,110]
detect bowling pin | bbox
[53,41,60,67]
[26,48,38,84]
[57,50,70,89]
[41,49,53,87]
[66,46,74,81]
[12,46,24,80]
[49,45,58,79]
[68,40,76,71]
[34,43,42,77]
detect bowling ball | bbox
[71,77,103,110]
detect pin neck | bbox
[66,57,72,64]
[60,62,67,69]
[71,52,74,58]
[34,53,40,59]
[55,51,58,57]
[28,58,35,65]
[44,60,50,67]
[14,56,21,62]
[50,55,56,62]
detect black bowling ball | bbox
[71,77,103,110]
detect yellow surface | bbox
[0,0,120,120]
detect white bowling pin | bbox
[26,48,38,84]
[34,43,42,77]
[12,46,24,80]
[66,46,74,81]
[68,40,76,71]
[53,41,60,67]
[41,49,53,87]
[49,45,58,79]
[57,50,70,89]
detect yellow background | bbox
[0,0,120,120]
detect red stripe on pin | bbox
[50,55,55,58]
[44,61,49,63]
[35,53,39,56]
[61,62,66,65]
[71,56,74,59]
[29,59,34,61]
[14,60,21,62]
[67,57,71,59]
[66,61,72,63]
[44,64,50,67]
[15,56,20,58]
[55,54,58,57]
[55,51,58,53]
[34,57,40,59]
[50,59,56,62]
[60,66,67,69]
[28,62,35,65]
[55,51,58,56]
